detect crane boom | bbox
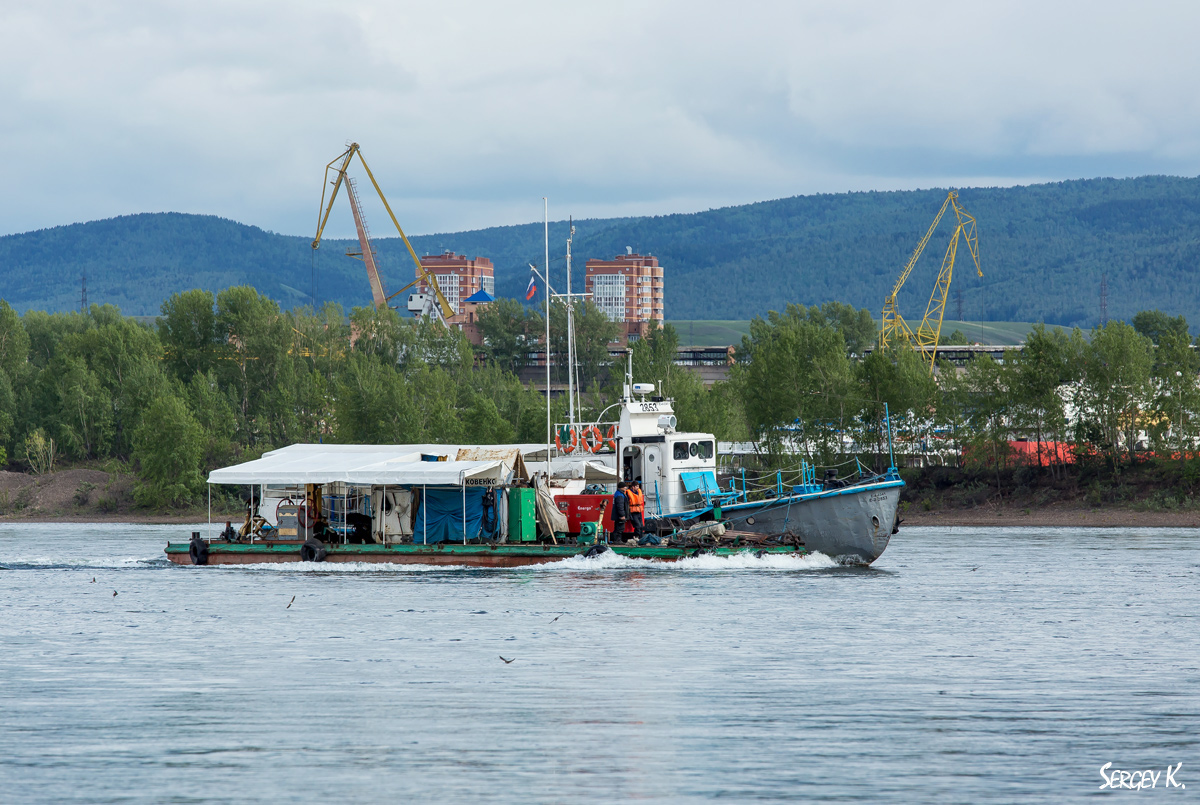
[879,190,983,373]
[311,143,454,321]
[880,193,952,350]
[912,195,982,358]
[344,177,387,309]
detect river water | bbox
[1,524,1196,802]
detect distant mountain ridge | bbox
[2,175,1199,327]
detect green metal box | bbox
[508,487,538,542]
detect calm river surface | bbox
[1,524,1197,803]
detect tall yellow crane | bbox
[880,190,982,372]
[311,143,454,321]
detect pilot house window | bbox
[672,441,714,460]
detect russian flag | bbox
[525,274,537,300]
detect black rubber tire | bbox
[583,544,608,558]
[189,537,209,566]
[300,538,327,563]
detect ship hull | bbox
[707,479,903,564]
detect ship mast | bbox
[565,219,578,430]
[543,198,551,470]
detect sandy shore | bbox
[903,504,1200,528]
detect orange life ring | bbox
[586,425,604,453]
[604,425,618,452]
[555,427,576,454]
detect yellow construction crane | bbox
[311,143,454,321]
[880,190,982,372]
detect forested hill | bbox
[2,174,1199,326]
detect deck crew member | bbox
[627,479,646,540]
[610,482,629,542]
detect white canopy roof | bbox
[524,458,619,482]
[207,444,513,486]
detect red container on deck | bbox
[554,494,632,535]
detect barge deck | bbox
[165,541,808,567]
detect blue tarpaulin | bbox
[680,471,738,506]
[413,487,487,544]
[680,471,721,494]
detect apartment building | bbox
[416,251,495,321]
[583,249,664,341]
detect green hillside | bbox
[2,175,1199,326]
[946,321,1044,345]
[669,321,751,345]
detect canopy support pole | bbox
[250,484,255,544]
[207,485,211,538]
[422,485,427,545]
[383,485,387,547]
[462,484,467,545]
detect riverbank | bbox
[898,460,1200,529]
[8,506,1197,528]
[5,464,1200,529]
[0,468,232,524]
[2,512,240,524]
[901,504,1200,528]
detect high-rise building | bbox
[416,251,495,321]
[584,250,664,341]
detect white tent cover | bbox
[524,459,619,482]
[207,444,513,486]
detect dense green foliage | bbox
[0,293,557,508]
[4,175,1200,325]
[729,307,1200,474]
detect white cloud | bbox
[0,0,1197,238]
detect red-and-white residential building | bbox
[416,251,495,322]
[583,250,664,341]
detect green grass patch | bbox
[669,319,1061,346]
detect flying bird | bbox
[550,614,562,623]
[112,590,117,596]
[499,656,515,664]
[969,566,980,572]
[287,596,295,609]
[91,578,96,583]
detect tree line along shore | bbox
[1,288,1199,521]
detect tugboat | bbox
[584,380,904,563]
[165,378,903,568]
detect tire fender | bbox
[300,538,327,562]
[189,537,209,566]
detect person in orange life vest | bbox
[627,479,646,540]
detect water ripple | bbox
[0,523,1197,803]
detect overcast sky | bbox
[2,1,1198,238]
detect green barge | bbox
[164,539,807,567]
